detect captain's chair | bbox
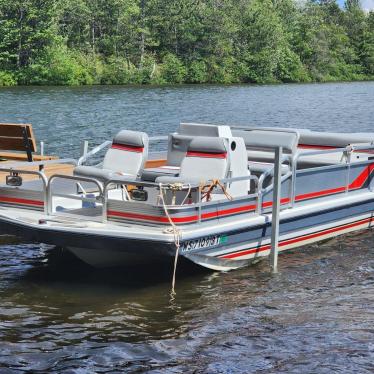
[156,137,229,185]
[74,130,149,183]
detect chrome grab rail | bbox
[0,159,77,214]
[104,174,260,223]
[0,166,49,213]
[47,174,104,216]
[256,154,292,214]
[77,141,112,166]
[290,143,374,206]
[77,136,169,166]
[3,140,374,224]
[291,146,350,207]
[258,171,293,215]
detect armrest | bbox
[78,141,112,166]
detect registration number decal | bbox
[181,235,226,252]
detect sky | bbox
[337,0,374,11]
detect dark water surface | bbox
[0,82,373,373]
[1,82,374,157]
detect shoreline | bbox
[1,79,374,90]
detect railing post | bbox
[345,146,352,194]
[198,187,202,223]
[102,183,108,223]
[270,146,282,273]
[290,156,297,207]
[80,140,89,158]
[46,178,52,215]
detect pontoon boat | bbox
[0,123,373,270]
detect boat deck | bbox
[0,161,74,184]
[0,156,166,185]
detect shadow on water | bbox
[0,230,373,372]
[24,245,209,287]
[0,233,211,290]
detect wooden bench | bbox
[0,123,58,162]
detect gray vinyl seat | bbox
[74,130,149,183]
[142,123,231,182]
[141,165,180,182]
[298,132,374,148]
[156,137,229,185]
[141,133,192,182]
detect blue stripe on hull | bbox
[181,198,374,262]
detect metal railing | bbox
[47,174,104,216]
[0,159,77,214]
[290,143,374,205]
[77,136,169,166]
[103,174,260,223]
[1,142,374,225]
[0,166,48,213]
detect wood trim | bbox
[0,152,58,161]
[0,136,37,152]
[0,123,37,152]
[145,159,167,168]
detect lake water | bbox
[0,82,373,373]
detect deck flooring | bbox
[0,157,166,185]
[0,161,74,184]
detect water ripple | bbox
[0,83,373,372]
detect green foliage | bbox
[0,71,16,86]
[205,57,240,84]
[0,0,373,85]
[0,0,56,70]
[20,44,96,85]
[187,60,208,83]
[160,53,186,84]
[276,48,311,83]
[101,57,135,85]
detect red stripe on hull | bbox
[108,202,258,224]
[295,187,346,201]
[0,196,44,207]
[348,164,374,190]
[220,216,373,259]
[108,163,374,224]
[107,210,199,223]
[298,144,337,150]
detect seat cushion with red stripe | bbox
[113,130,146,148]
[156,137,229,185]
[74,130,148,183]
[187,137,227,154]
[101,130,148,177]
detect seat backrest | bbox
[179,123,232,137]
[166,124,232,167]
[166,134,192,166]
[103,130,148,176]
[232,129,299,154]
[179,137,229,181]
[299,131,374,148]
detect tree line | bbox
[0,0,373,86]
